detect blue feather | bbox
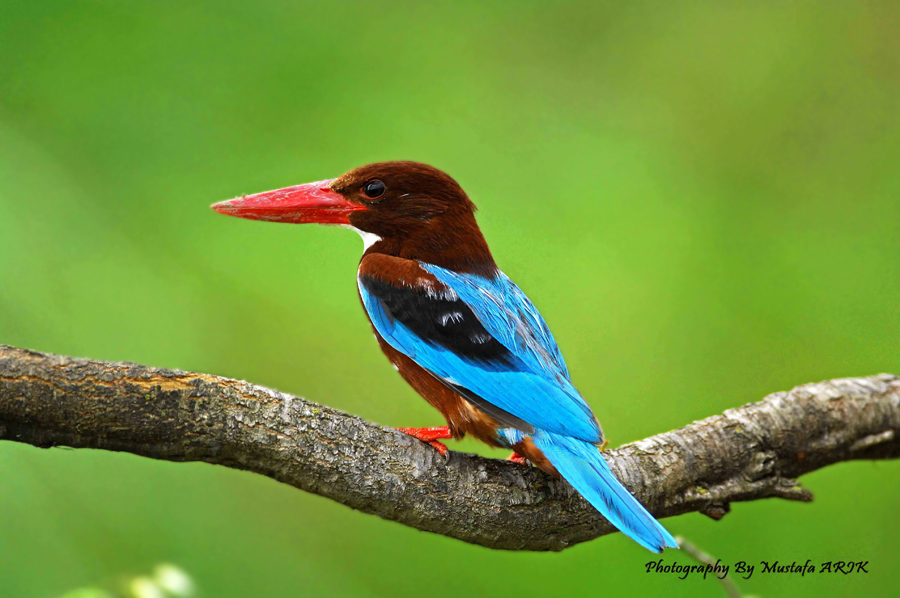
[360,269,601,442]
[421,266,571,381]
[358,262,676,551]
[532,431,678,552]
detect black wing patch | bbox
[360,275,535,433]
[360,275,511,364]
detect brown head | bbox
[212,161,496,276]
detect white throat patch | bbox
[357,229,383,251]
[335,224,382,251]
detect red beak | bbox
[211,179,366,224]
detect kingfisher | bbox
[212,161,677,552]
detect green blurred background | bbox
[1,1,898,596]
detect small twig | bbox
[677,537,751,598]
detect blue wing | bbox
[423,266,571,382]
[358,264,601,443]
[359,262,677,552]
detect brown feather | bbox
[333,162,497,276]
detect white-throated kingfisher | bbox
[212,161,677,552]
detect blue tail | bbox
[532,430,677,552]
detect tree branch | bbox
[1,345,897,551]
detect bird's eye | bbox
[362,180,386,200]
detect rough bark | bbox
[0,345,897,551]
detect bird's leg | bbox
[397,426,452,456]
[506,451,529,466]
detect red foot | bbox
[397,426,452,457]
[507,451,529,466]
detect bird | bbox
[211,161,677,552]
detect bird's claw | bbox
[506,451,529,466]
[397,426,452,458]
[427,440,449,458]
